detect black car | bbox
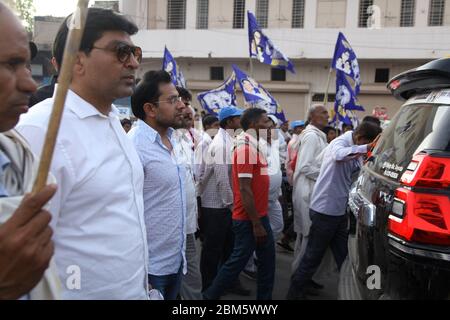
[339,58,450,300]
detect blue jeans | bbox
[148,265,183,300]
[203,216,275,300]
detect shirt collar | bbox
[53,84,119,120]
[137,119,174,144]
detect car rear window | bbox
[368,104,450,181]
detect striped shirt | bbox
[199,128,234,209]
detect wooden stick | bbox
[32,0,89,193]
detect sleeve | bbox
[212,143,233,207]
[294,133,322,181]
[16,124,74,230]
[330,140,368,162]
[235,145,255,179]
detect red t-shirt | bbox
[232,142,269,221]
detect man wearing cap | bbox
[199,106,250,296]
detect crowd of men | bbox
[0,6,382,300]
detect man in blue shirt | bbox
[287,121,381,300]
[129,70,187,300]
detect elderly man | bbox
[17,8,149,299]
[291,105,329,283]
[0,2,60,300]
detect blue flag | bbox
[233,65,286,123]
[163,46,186,88]
[335,71,365,112]
[197,73,237,115]
[331,32,361,95]
[248,11,295,74]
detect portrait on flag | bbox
[233,65,286,122]
[197,73,237,115]
[248,11,296,74]
[163,46,186,88]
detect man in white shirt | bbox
[17,8,149,299]
[175,87,203,300]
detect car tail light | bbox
[389,153,450,246]
[401,153,450,188]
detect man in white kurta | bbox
[292,105,329,272]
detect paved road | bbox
[221,245,339,300]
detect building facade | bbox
[121,0,450,120]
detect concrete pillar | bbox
[304,0,318,29]
[186,0,197,29]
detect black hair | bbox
[219,116,240,129]
[53,8,138,68]
[131,70,172,120]
[202,114,219,129]
[121,118,132,126]
[354,122,382,142]
[240,108,267,131]
[176,86,192,101]
[323,126,339,135]
[342,123,354,130]
[362,115,382,127]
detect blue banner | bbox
[233,65,286,123]
[197,73,237,115]
[331,32,361,95]
[248,11,295,74]
[162,46,186,88]
[335,71,365,113]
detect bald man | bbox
[0,3,60,300]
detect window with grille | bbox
[271,68,286,81]
[167,0,186,29]
[375,68,390,83]
[292,0,305,28]
[196,0,209,29]
[210,67,224,81]
[312,93,335,102]
[429,0,445,26]
[358,0,374,28]
[233,0,246,29]
[256,0,269,28]
[400,0,415,27]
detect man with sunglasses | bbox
[17,8,149,299]
[129,70,188,300]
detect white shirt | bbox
[17,89,149,300]
[174,129,198,235]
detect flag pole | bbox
[32,0,89,193]
[323,67,333,107]
[249,56,254,78]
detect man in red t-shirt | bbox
[203,108,275,300]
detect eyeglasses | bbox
[155,96,183,106]
[92,42,143,64]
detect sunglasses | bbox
[92,42,143,64]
